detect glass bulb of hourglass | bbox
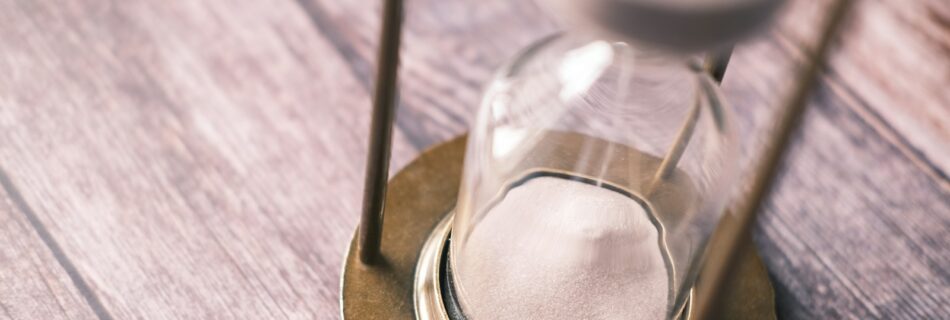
[449,33,739,320]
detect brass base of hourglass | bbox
[340,134,776,319]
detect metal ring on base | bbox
[413,215,453,319]
[341,135,776,319]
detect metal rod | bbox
[358,0,404,265]
[705,47,734,84]
[692,0,854,318]
[648,49,733,194]
[649,92,701,194]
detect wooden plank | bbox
[772,0,950,180]
[726,36,950,320]
[0,0,944,318]
[0,175,99,320]
[0,0,416,318]
[299,0,950,318]
[296,0,558,148]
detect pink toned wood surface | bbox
[0,175,99,319]
[0,1,417,318]
[0,0,946,319]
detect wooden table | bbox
[0,0,946,319]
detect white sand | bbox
[453,177,669,319]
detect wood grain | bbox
[727,36,950,320]
[0,0,416,318]
[772,0,950,185]
[0,0,945,319]
[296,0,559,148]
[0,174,98,320]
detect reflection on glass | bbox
[450,33,739,319]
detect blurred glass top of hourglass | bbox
[541,0,785,51]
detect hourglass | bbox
[340,0,854,319]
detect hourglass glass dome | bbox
[449,33,739,319]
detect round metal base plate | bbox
[341,135,776,319]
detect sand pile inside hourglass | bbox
[454,176,670,320]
